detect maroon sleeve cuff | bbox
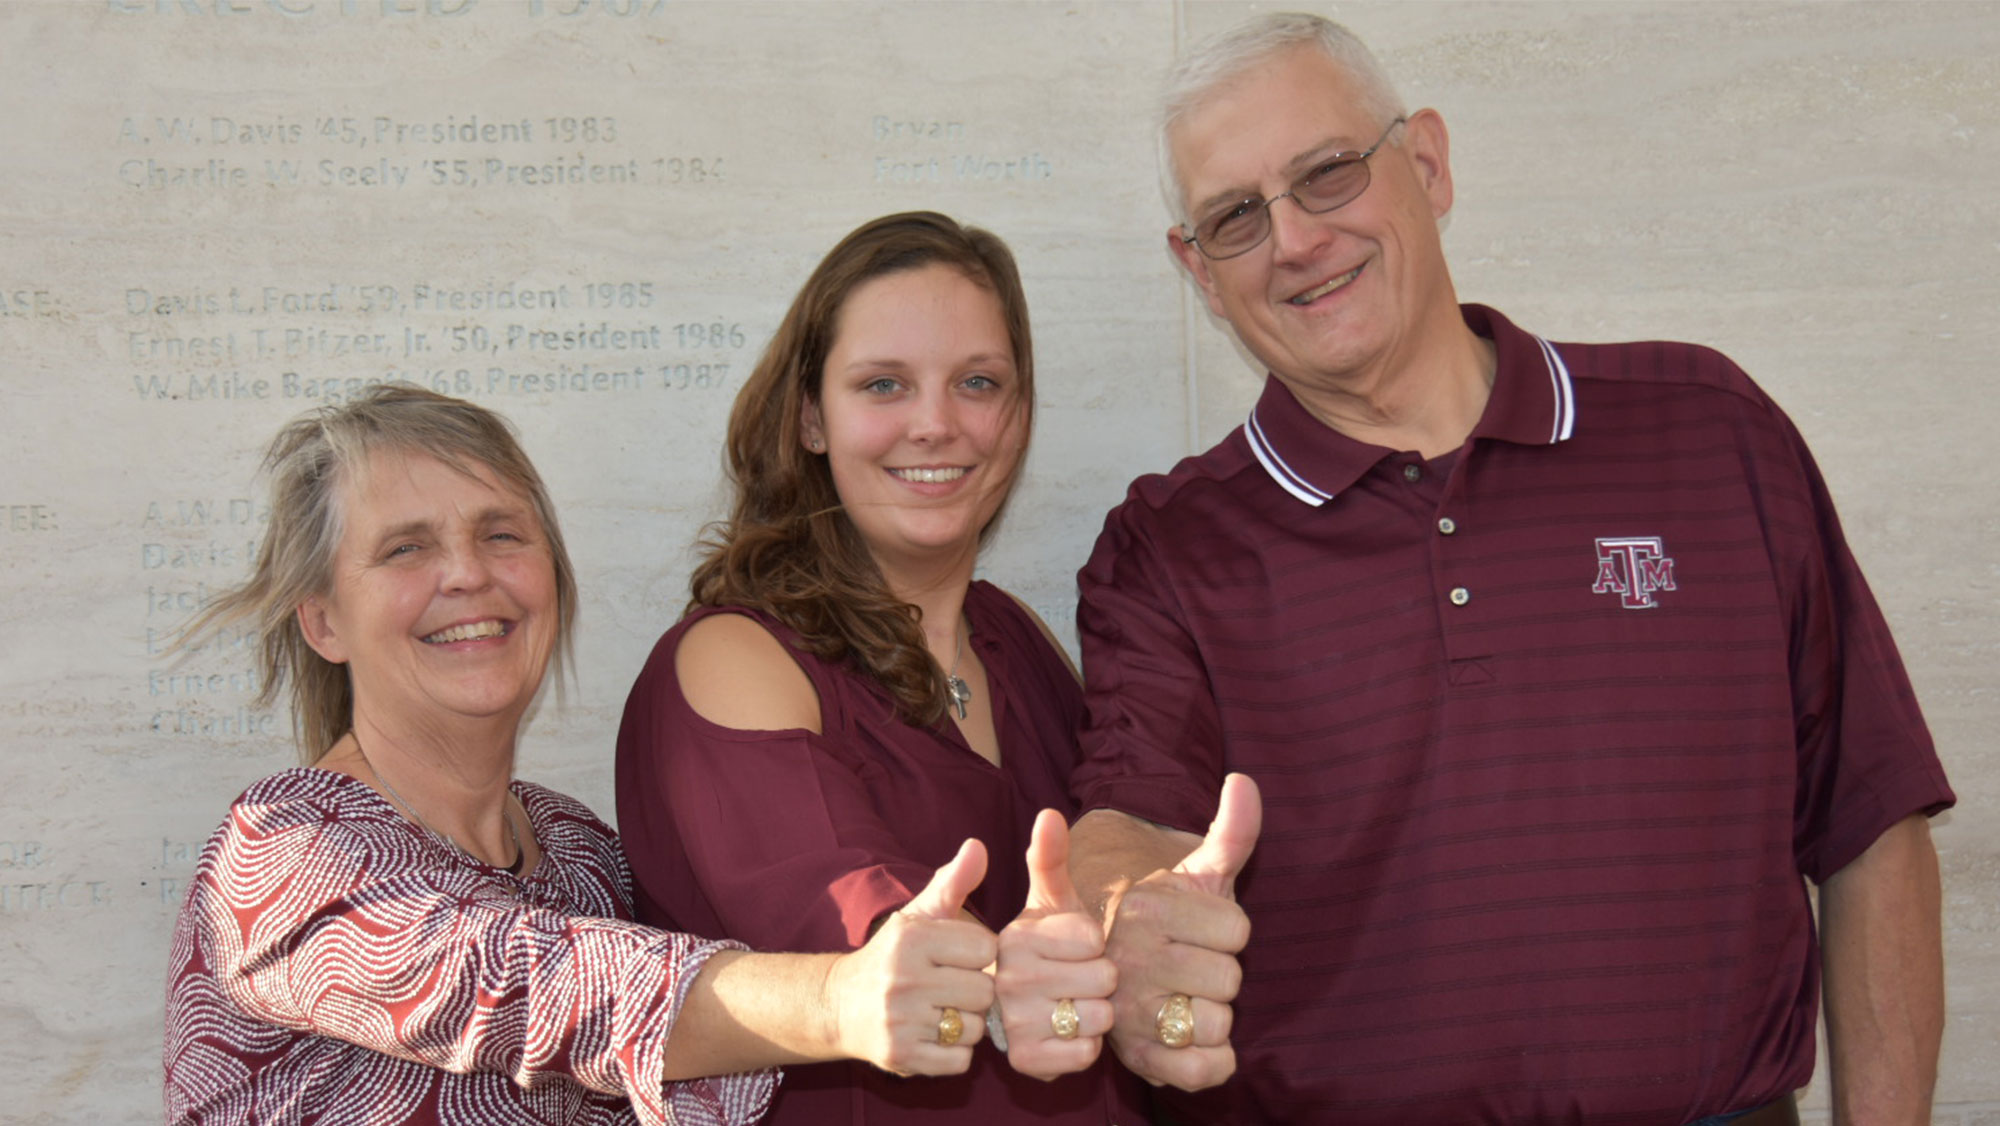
[1074,773,1219,840]
[829,863,929,948]
[1801,759,1956,884]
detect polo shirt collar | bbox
[1244,303,1577,507]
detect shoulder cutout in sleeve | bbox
[1003,589,1081,684]
[674,612,824,734]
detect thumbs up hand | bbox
[1100,773,1261,1092]
[995,810,1119,1080]
[902,836,990,922]
[824,838,997,1076]
[1171,771,1262,895]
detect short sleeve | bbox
[1071,493,1226,834]
[1770,412,1955,882]
[616,623,937,953]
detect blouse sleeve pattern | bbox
[164,770,776,1126]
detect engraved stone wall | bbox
[2,2,1992,1121]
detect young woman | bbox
[616,212,1137,1124]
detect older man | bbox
[1067,12,1953,1125]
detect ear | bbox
[799,395,826,454]
[1402,108,1455,221]
[296,597,351,665]
[1166,226,1230,320]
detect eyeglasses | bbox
[1179,117,1407,260]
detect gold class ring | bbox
[1051,998,1080,1040]
[936,1006,964,1046]
[1155,993,1195,1048]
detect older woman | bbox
[614,212,1140,1124]
[163,385,999,1126]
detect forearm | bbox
[1069,807,1201,923]
[661,949,842,1079]
[665,844,998,1083]
[1820,814,1944,1126]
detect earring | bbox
[808,438,824,452]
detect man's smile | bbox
[1288,264,1362,306]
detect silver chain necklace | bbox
[352,732,524,876]
[946,624,972,720]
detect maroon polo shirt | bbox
[1073,304,1953,1125]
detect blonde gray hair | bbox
[179,385,578,761]
[1159,11,1407,224]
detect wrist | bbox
[812,951,848,1061]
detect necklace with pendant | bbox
[351,732,524,876]
[946,624,972,720]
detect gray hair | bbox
[1158,11,1408,224]
[177,385,578,761]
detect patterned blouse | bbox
[164,769,777,1125]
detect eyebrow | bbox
[1188,135,1372,221]
[839,358,911,375]
[839,352,1015,374]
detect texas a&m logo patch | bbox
[1592,536,1677,609]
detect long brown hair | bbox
[688,211,1035,724]
[178,386,579,761]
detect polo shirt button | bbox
[1449,586,1471,606]
[1403,464,1422,482]
[1438,517,1457,535]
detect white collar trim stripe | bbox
[1245,409,1333,507]
[1537,335,1577,443]
[1246,333,1577,505]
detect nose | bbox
[907,384,959,444]
[1264,191,1331,265]
[439,538,495,594]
